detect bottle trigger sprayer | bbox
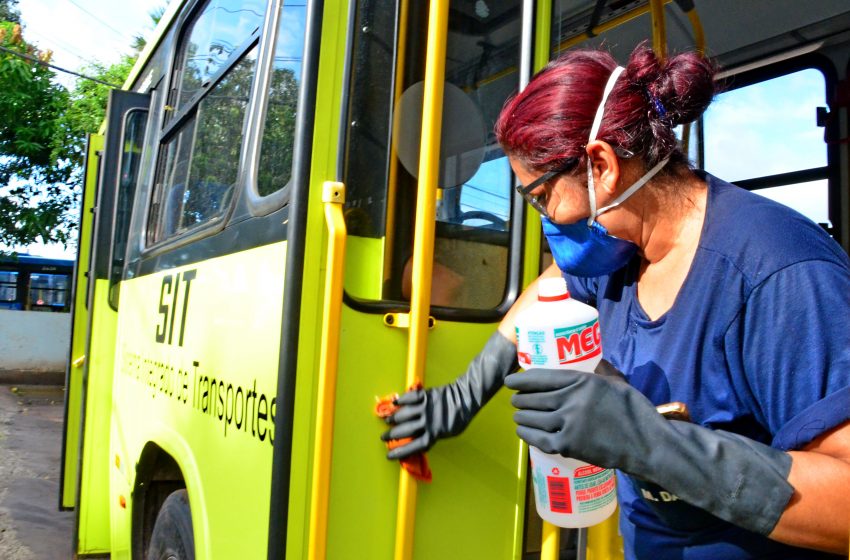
[514,276,617,528]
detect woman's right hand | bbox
[380,330,519,460]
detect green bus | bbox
[61,0,850,559]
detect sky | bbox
[18,0,166,89]
[701,68,830,226]
[10,0,166,258]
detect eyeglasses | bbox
[515,158,578,218]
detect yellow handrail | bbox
[541,521,560,559]
[531,1,564,558]
[307,181,347,560]
[686,8,705,55]
[393,0,450,558]
[557,1,673,53]
[649,0,668,61]
[680,3,706,155]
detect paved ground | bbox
[0,384,75,559]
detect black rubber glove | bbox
[504,364,795,536]
[382,331,519,460]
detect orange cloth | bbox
[375,382,432,483]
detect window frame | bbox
[144,0,266,251]
[336,0,528,323]
[242,0,309,215]
[698,53,839,237]
[108,107,149,309]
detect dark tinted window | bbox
[110,109,147,307]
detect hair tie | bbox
[647,89,667,118]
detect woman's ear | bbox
[586,140,619,196]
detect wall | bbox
[0,309,71,373]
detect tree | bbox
[0,21,73,249]
[53,5,165,179]
[1,4,163,254]
[0,0,19,24]
[53,56,136,173]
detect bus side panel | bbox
[77,279,118,554]
[62,133,103,509]
[111,242,286,560]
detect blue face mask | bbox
[542,217,638,277]
[542,66,669,277]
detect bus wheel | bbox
[147,489,195,560]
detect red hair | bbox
[495,44,716,173]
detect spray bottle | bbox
[514,277,617,528]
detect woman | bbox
[381,45,850,558]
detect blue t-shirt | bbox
[566,173,850,559]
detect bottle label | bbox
[516,329,549,367]
[573,466,616,513]
[531,457,617,516]
[554,319,601,365]
[547,476,572,513]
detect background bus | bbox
[0,255,73,312]
[62,1,850,559]
[0,255,73,377]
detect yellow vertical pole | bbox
[680,5,706,156]
[586,510,623,560]
[531,2,563,558]
[686,9,705,56]
[393,1,449,559]
[649,0,667,61]
[520,0,551,291]
[541,521,560,559]
[306,182,347,560]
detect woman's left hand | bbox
[504,362,796,537]
[504,365,653,468]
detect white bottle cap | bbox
[538,277,570,301]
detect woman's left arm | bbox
[770,420,850,553]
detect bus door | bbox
[281,1,539,558]
[61,132,102,513]
[64,89,150,555]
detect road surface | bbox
[0,384,74,559]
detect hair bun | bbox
[627,43,717,127]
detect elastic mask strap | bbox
[595,156,670,217]
[587,66,625,224]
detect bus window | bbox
[172,0,265,115]
[28,272,70,312]
[256,2,307,197]
[702,68,830,227]
[0,270,18,309]
[342,0,522,312]
[109,108,148,308]
[147,0,263,245]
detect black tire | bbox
[147,489,195,560]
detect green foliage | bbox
[258,67,299,195]
[0,182,74,247]
[53,55,136,171]
[0,0,20,24]
[0,17,136,252]
[0,22,69,184]
[0,21,75,251]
